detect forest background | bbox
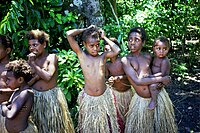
[0,0,199,132]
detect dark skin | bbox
[66,25,120,96]
[1,72,33,133]
[106,56,131,92]
[27,39,58,91]
[121,32,170,98]
[148,40,171,110]
[0,45,14,103]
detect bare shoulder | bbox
[162,57,170,65]
[46,53,58,64]
[47,53,58,60]
[16,89,34,101]
[21,89,34,96]
[143,52,152,61]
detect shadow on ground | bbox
[167,75,200,133]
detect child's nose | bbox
[94,46,97,50]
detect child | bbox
[121,27,177,133]
[105,37,134,125]
[66,25,123,132]
[148,36,171,110]
[26,29,75,133]
[0,34,14,101]
[1,59,38,133]
[0,34,14,133]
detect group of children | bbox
[0,31,74,133]
[67,25,177,133]
[0,25,177,133]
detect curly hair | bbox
[0,34,13,49]
[128,27,147,43]
[6,59,33,83]
[26,29,49,45]
[153,36,170,48]
[81,26,100,42]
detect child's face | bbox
[153,40,169,58]
[0,44,8,61]
[84,36,100,57]
[128,32,143,53]
[28,39,45,57]
[6,71,21,90]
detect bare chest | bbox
[107,61,124,76]
[130,56,151,78]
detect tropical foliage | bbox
[0,0,199,124]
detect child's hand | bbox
[156,83,164,90]
[162,76,171,85]
[98,29,105,39]
[27,53,36,64]
[115,76,122,82]
[108,76,115,85]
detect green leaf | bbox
[29,0,34,5]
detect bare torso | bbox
[0,63,7,88]
[152,57,170,75]
[5,89,33,133]
[127,54,152,98]
[32,54,58,91]
[0,64,13,103]
[79,51,106,96]
[106,57,131,92]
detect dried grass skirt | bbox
[20,118,38,133]
[125,88,178,133]
[0,106,8,133]
[77,87,121,133]
[32,87,75,133]
[111,87,134,123]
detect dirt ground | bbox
[166,74,200,133]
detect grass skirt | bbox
[0,106,8,133]
[111,87,134,123]
[32,87,75,133]
[125,88,177,133]
[20,118,38,133]
[77,87,120,133]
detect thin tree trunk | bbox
[74,0,104,27]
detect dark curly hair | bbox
[153,36,170,48]
[26,29,49,45]
[81,26,100,43]
[6,59,33,83]
[128,27,147,43]
[0,34,13,49]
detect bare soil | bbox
[167,74,200,133]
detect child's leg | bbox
[148,83,160,110]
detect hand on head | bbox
[98,29,105,39]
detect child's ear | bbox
[6,48,11,54]
[43,43,47,48]
[18,77,24,84]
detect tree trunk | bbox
[73,0,104,27]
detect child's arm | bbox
[100,30,120,59]
[160,58,171,76]
[30,54,57,81]
[1,90,32,119]
[27,74,40,86]
[66,25,95,55]
[121,57,170,86]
